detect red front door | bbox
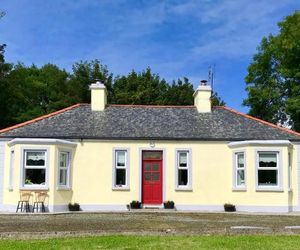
[142,151,163,205]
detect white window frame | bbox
[57,150,72,190]
[8,149,14,191]
[288,152,292,191]
[20,147,49,190]
[232,151,246,191]
[255,149,283,191]
[175,149,192,191]
[112,148,130,190]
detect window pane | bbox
[237,170,245,186]
[144,173,151,181]
[26,151,45,166]
[259,153,277,167]
[152,163,159,171]
[258,170,277,185]
[116,169,126,185]
[145,163,151,171]
[60,153,68,168]
[59,169,67,185]
[237,154,244,168]
[25,169,45,185]
[152,172,160,181]
[179,152,188,167]
[116,151,126,167]
[142,151,162,160]
[178,169,188,186]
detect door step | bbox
[142,205,163,209]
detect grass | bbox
[0,235,300,250]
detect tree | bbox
[243,11,300,131]
[113,68,168,105]
[6,63,69,124]
[0,11,14,128]
[163,78,194,105]
[211,91,226,106]
[68,60,113,104]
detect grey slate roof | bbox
[0,104,300,141]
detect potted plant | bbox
[130,200,141,209]
[68,202,80,211]
[163,201,175,209]
[224,203,236,212]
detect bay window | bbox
[58,151,71,188]
[257,151,279,188]
[233,152,246,189]
[23,150,47,187]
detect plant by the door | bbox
[224,203,236,212]
[129,200,142,209]
[68,202,80,211]
[163,201,175,209]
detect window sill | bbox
[175,187,193,192]
[256,187,284,192]
[57,187,72,191]
[232,187,247,192]
[112,187,130,191]
[20,187,49,191]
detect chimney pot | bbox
[200,80,208,86]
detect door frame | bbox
[138,148,166,206]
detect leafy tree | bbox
[68,60,113,104]
[211,91,226,106]
[163,78,194,105]
[113,68,168,105]
[243,11,300,131]
[0,11,13,128]
[6,63,69,124]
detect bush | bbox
[163,201,175,209]
[68,202,80,211]
[224,203,236,212]
[130,200,141,209]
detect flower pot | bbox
[224,204,236,212]
[130,201,141,209]
[68,203,80,211]
[163,201,175,209]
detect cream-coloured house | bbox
[0,81,299,212]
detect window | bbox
[58,151,71,188]
[257,152,278,187]
[113,149,129,188]
[9,150,14,190]
[288,152,292,190]
[23,150,47,187]
[234,152,245,188]
[176,150,191,189]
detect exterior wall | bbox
[294,143,300,211]
[0,141,5,209]
[0,139,298,212]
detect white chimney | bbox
[90,80,107,111]
[193,80,212,113]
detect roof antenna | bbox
[208,64,216,92]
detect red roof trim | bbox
[216,106,300,137]
[109,104,195,108]
[0,103,83,134]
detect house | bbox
[0,80,299,213]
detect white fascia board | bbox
[228,140,292,148]
[7,138,77,147]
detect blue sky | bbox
[0,1,299,112]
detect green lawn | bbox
[0,235,299,250]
